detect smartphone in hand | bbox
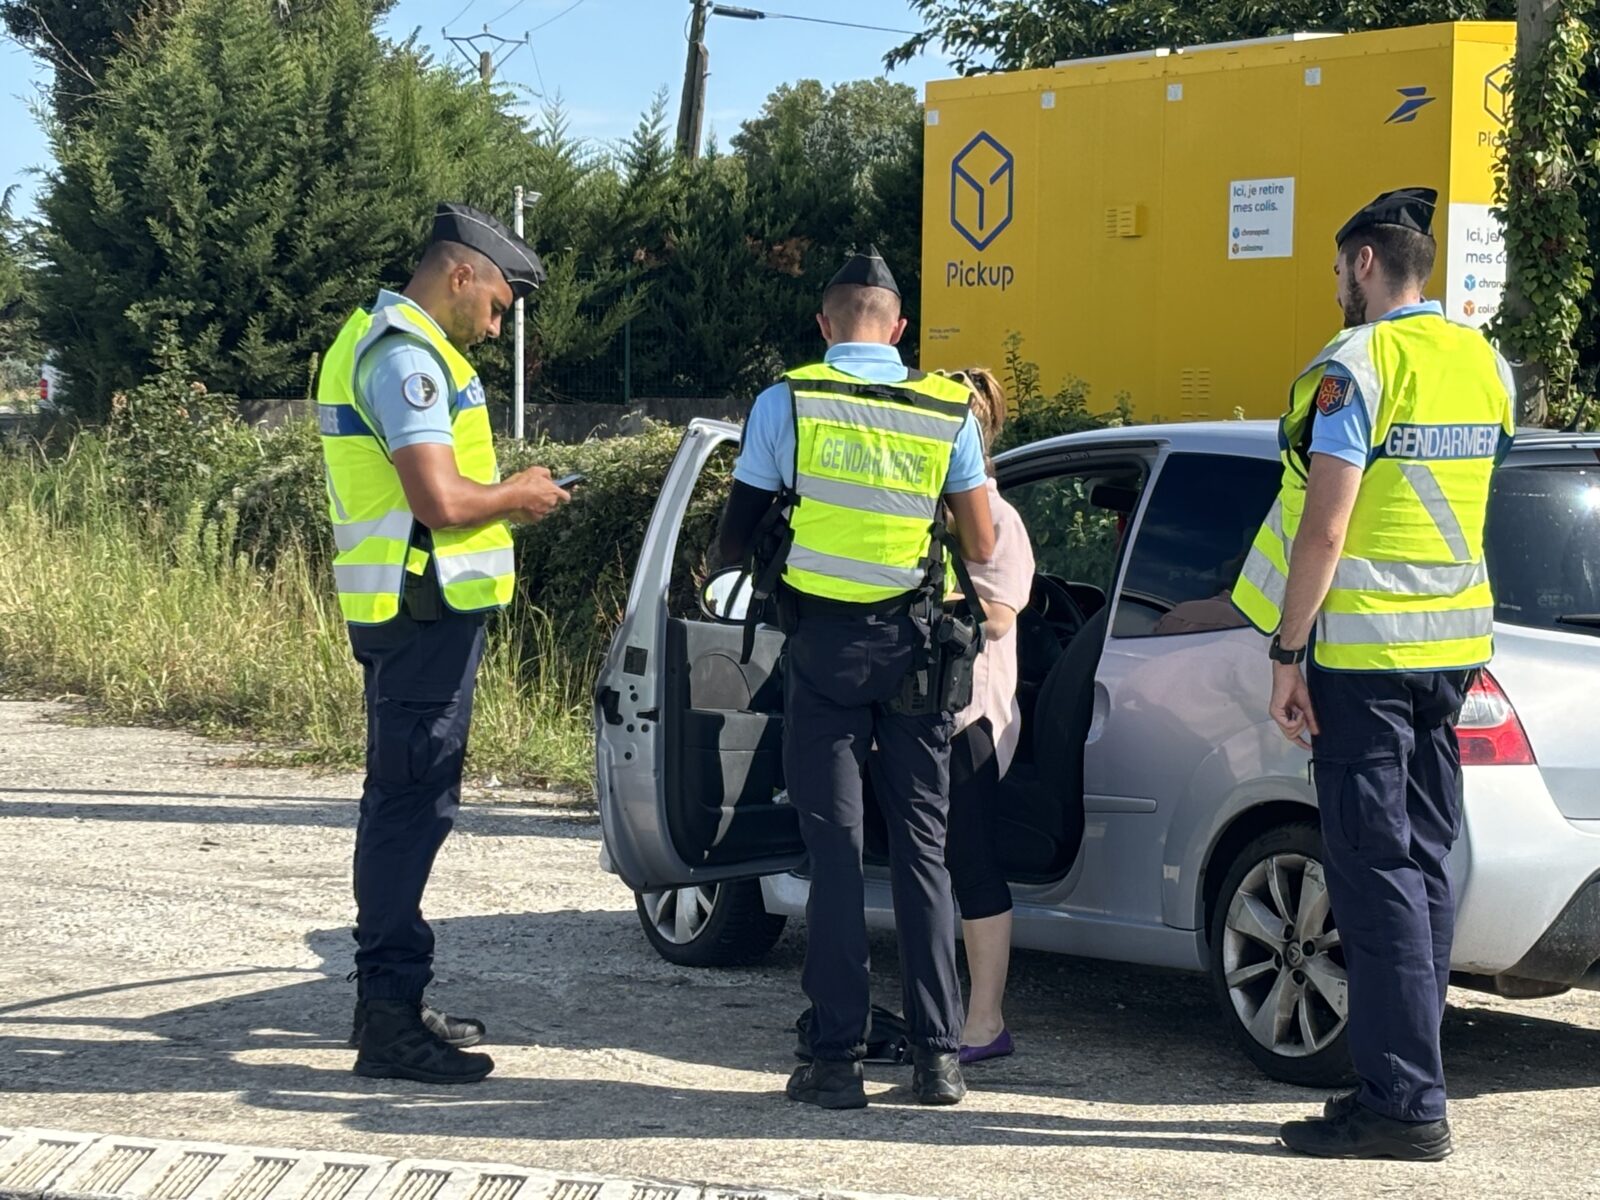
[555,472,586,490]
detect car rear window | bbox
[1486,462,1600,632]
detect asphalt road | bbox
[2,700,1598,1199]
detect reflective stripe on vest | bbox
[1233,313,1515,672]
[317,301,514,625]
[782,365,971,604]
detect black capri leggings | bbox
[944,718,1014,921]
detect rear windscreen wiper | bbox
[1555,613,1600,629]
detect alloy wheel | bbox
[1222,853,1348,1058]
[639,884,722,945]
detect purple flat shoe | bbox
[958,1029,1014,1064]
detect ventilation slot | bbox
[1103,206,1144,238]
[1179,368,1214,418]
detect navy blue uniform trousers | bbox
[1308,662,1472,1123]
[348,607,486,1002]
[783,610,964,1060]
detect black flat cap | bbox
[826,244,899,296]
[430,202,547,299]
[1335,187,1439,246]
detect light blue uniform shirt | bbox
[732,342,988,494]
[1308,301,1444,468]
[355,290,456,452]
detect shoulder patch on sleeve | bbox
[1314,373,1354,416]
[402,372,441,410]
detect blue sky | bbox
[1,0,951,218]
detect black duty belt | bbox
[785,587,917,621]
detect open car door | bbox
[595,419,805,893]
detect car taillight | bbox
[1457,670,1535,766]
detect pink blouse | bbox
[954,478,1036,778]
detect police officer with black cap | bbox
[1234,188,1515,1158]
[718,245,996,1109]
[317,202,570,1084]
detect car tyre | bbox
[634,879,786,967]
[1208,820,1357,1088]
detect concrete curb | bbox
[0,1129,942,1200]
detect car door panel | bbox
[596,420,805,892]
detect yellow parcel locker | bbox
[919,22,1516,421]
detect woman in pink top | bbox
[939,367,1036,1064]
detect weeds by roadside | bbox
[0,438,597,791]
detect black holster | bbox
[887,598,982,717]
[886,517,986,717]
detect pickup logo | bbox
[951,131,1014,252]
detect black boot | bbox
[350,999,486,1049]
[1323,1088,1359,1120]
[354,999,494,1084]
[785,1059,867,1110]
[911,1049,966,1106]
[1280,1106,1452,1161]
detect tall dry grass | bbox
[0,438,596,790]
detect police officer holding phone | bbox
[318,202,571,1085]
[718,247,996,1110]
[1234,189,1515,1159]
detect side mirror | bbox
[700,567,754,624]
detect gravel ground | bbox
[2,699,1598,1200]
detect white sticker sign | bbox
[1228,177,1296,260]
[1444,203,1507,330]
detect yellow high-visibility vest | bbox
[317,299,514,625]
[1234,311,1516,671]
[782,364,971,604]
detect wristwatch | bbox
[1268,635,1307,665]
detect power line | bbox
[530,0,593,33]
[443,0,482,29]
[709,5,918,35]
[486,0,592,29]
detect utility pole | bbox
[444,28,530,86]
[676,0,710,160]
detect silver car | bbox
[594,418,1600,1085]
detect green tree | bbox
[31,0,630,418]
[890,0,1516,73]
[732,78,925,370]
[0,184,42,376]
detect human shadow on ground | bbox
[3,909,1598,1156]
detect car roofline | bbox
[688,415,1600,467]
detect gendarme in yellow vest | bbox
[1234,311,1516,671]
[318,299,514,625]
[783,364,971,604]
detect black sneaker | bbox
[911,1049,966,1106]
[354,999,494,1085]
[349,1000,486,1049]
[1280,1107,1452,1161]
[785,1059,867,1110]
